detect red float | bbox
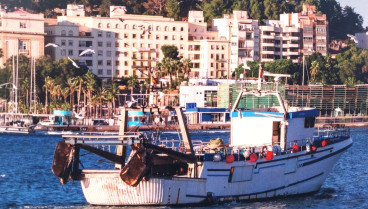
[321,140,327,147]
[249,153,258,162]
[266,151,274,160]
[226,155,235,163]
[311,145,317,152]
[292,144,299,153]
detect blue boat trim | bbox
[254,163,285,174]
[300,144,352,167]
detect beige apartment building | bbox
[44,4,328,81]
[280,4,328,58]
[45,5,230,81]
[0,7,44,67]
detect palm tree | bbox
[127,75,138,100]
[66,78,78,108]
[181,58,192,80]
[171,59,183,87]
[84,71,97,116]
[22,77,30,108]
[61,86,70,104]
[51,84,62,101]
[75,76,85,112]
[95,87,107,117]
[43,76,55,113]
[158,57,173,88]
[109,82,119,115]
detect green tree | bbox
[161,45,179,59]
[181,58,192,80]
[199,0,228,23]
[166,0,180,20]
[43,76,55,113]
[143,0,166,15]
[249,0,263,23]
[127,75,139,100]
[232,0,250,11]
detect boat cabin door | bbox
[272,121,281,145]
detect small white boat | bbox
[52,73,352,206]
[0,125,35,134]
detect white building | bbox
[212,11,260,76]
[45,5,231,82]
[355,31,368,49]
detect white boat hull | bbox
[80,137,352,205]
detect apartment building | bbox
[212,11,260,74]
[45,5,231,81]
[280,4,328,58]
[0,7,44,67]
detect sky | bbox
[337,0,368,27]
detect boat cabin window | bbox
[304,117,315,128]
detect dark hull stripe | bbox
[301,143,352,167]
[207,169,231,172]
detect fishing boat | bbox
[51,72,352,206]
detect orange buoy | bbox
[266,151,274,160]
[292,144,299,153]
[249,153,258,162]
[226,155,235,163]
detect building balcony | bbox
[19,49,29,55]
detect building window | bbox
[107,60,111,66]
[133,25,136,29]
[106,32,111,38]
[181,27,184,31]
[115,24,119,28]
[61,40,66,46]
[106,41,111,47]
[164,36,168,40]
[68,50,73,56]
[98,60,103,65]
[98,31,102,37]
[98,50,103,56]
[68,30,73,36]
[107,51,111,56]
[107,23,111,28]
[124,24,129,29]
[124,61,128,66]
[124,33,128,38]
[86,60,93,66]
[164,26,169,31]
[172,35,176,40]
[61,30,66,36]
[98,42,103,47]
[61,49,66,56]
[98,23,102,28]
[98,69,103,75]
[156,26,160,31]
[132,34,136,39]
[173,27,176,31]
[20,22,27,28]
[107,70,112,75]
[156,35,160,40]
[68,40,73,46]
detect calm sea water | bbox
[0,128,367,209]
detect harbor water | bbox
[0,128,367,208]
